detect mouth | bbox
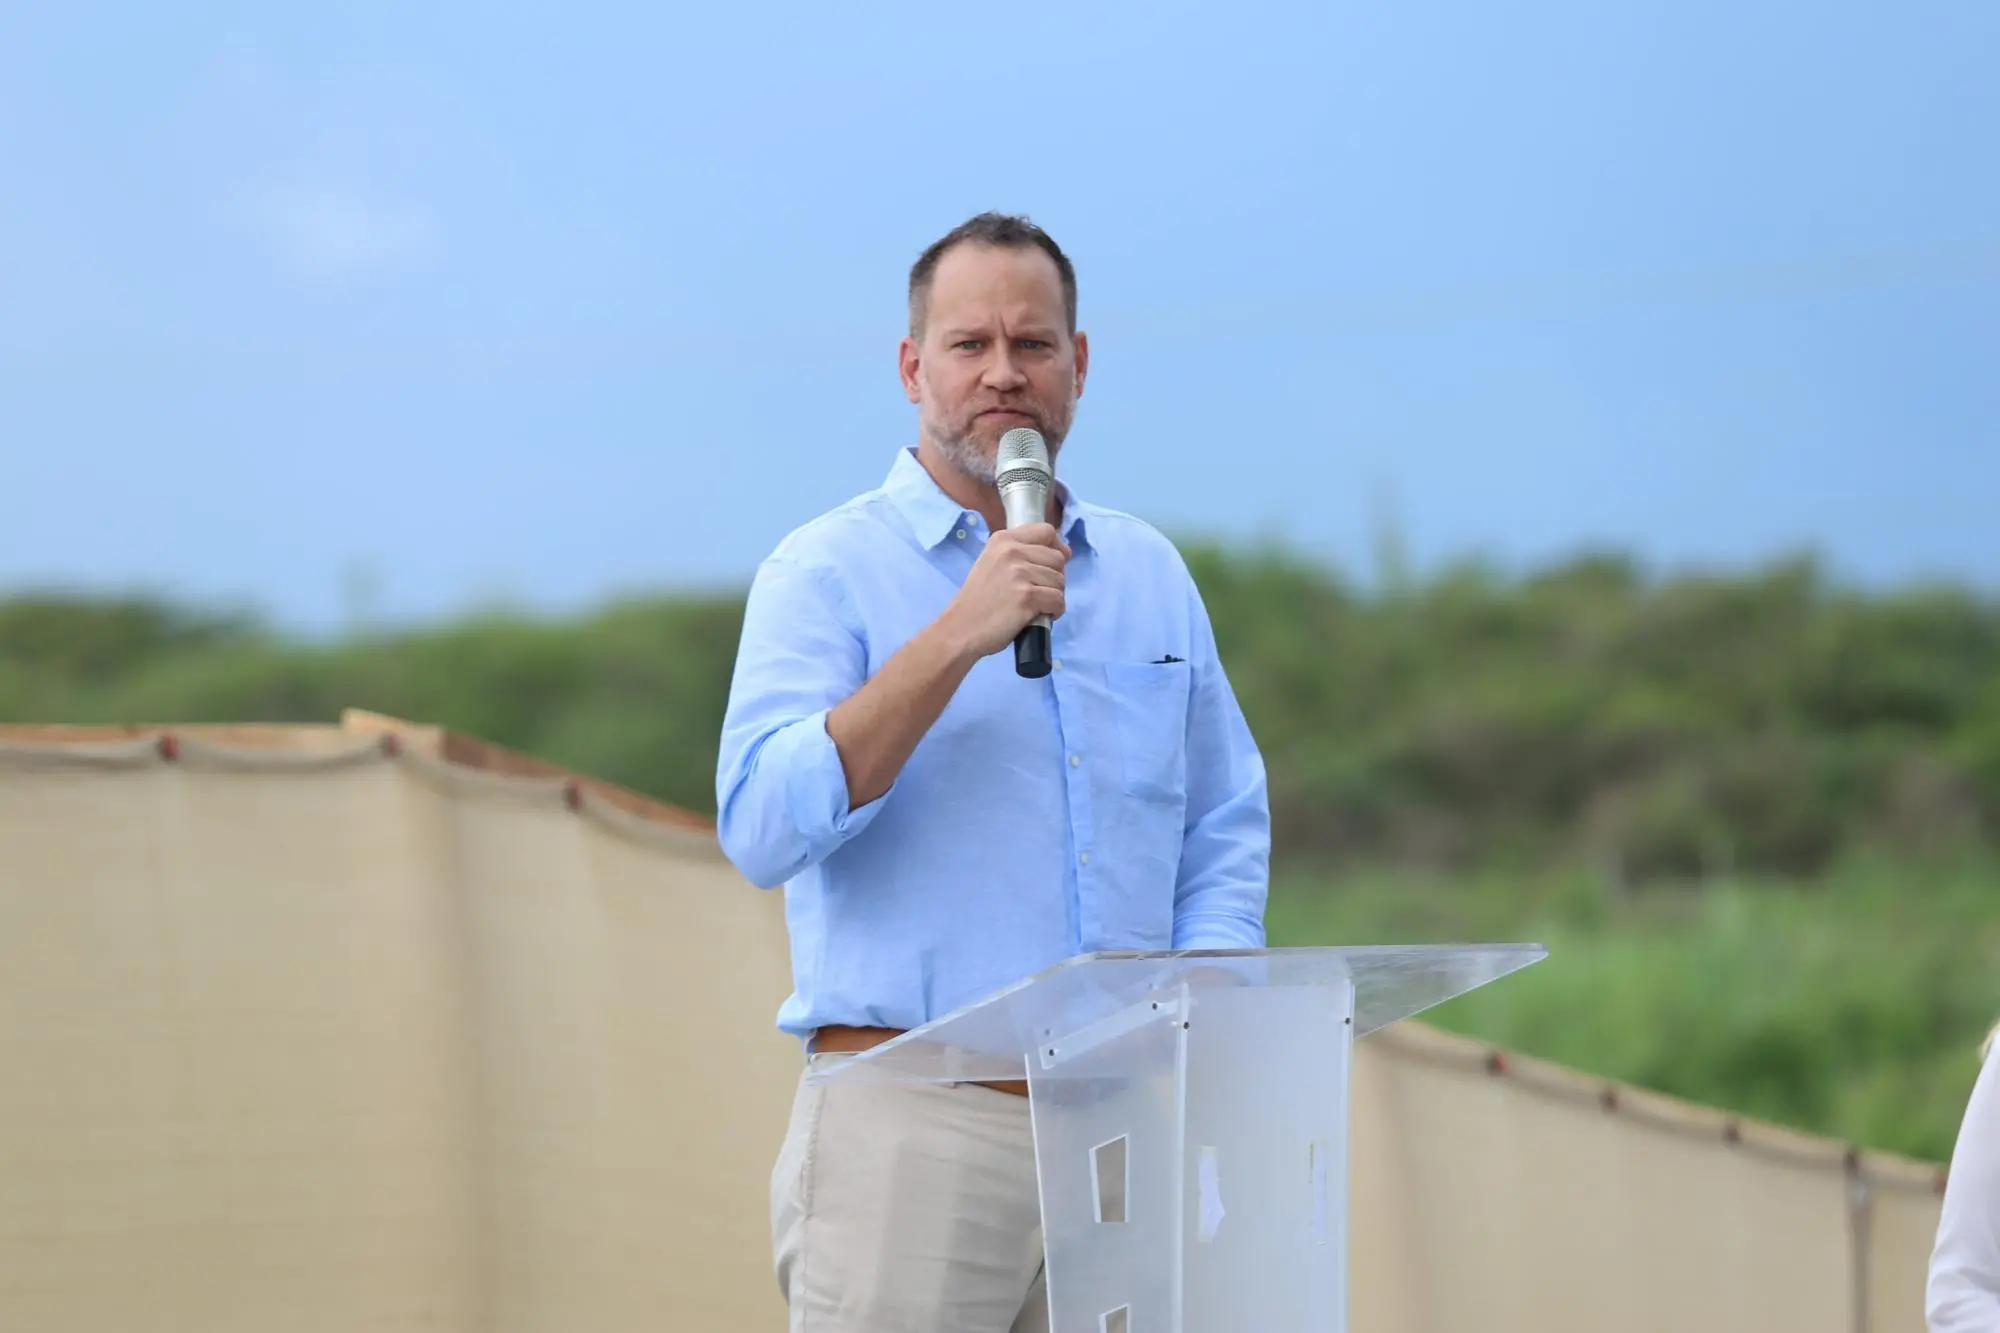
[978,409,1035,424]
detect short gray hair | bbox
[907,211,1077,340]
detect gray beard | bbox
[933,429,1001,485]
[928,411,1071,488]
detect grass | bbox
[1265,857,2000,1162]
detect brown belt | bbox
[810,1024,1028,1098]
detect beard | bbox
[926,395,1075,486]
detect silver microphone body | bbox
[998,466,1049,532]
[993,427,1055,678]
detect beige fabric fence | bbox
[0,720,1945,1331]
[1349,1023,1941,1333]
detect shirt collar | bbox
[883,446,1092,551]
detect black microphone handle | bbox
[1014,621,1052,678]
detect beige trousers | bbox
[771,1053,1050,1332]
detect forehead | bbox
[927,243,1066,330]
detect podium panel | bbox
[1025,1001,1184,1332]
[1178,980,1351,1331]
[809,945,1543,1331]
[809,946,1541,1088]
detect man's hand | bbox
[821,523,1069,810]
[939,523,1070,659]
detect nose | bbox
[981,345,1026,392]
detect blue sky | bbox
[3,2,1995,634]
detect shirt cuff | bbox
[779,708,891,858]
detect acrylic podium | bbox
[808,944,1545,1332]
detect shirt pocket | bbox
[1103,660,1192,803]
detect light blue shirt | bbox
[715,447,1269,1040]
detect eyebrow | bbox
[941,326,1057,340]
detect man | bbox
[714,212,1270,1333]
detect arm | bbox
[1930,1042,2000,1331]
[826,619,979,809]
[714,556,883,889]
[715,526,1069,889]
[1169,576,1271,950]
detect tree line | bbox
[4,543,1996,887]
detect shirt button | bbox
[1052,658,1063,670]
[954,528,967,540]
[1079,852,1091,866]
[1069,754,1081,768]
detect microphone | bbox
[994,426,1054,679]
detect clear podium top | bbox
[808,944,1545,1086]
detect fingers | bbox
[1016,563,1064,588]
[1014,562,1063,617]
[997,523,1070,557]
[1012,544,1069,570]
[967,524,1071,628]
[1008,521,1060,544]
[991,534,1069,571]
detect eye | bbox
[953,339,984,351]
[1016,339,1051,350]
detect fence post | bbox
[1847,1150,1872,1333]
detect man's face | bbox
[900,243,1088,485]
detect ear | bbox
[898,335,923,405]
[1072,329,1090,399]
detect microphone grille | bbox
[996,427,1050,475]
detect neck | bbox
[915,437,1061,534]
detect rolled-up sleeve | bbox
[1931,1043,2000,1331]
[715,554,889,888]
[1170,576,1270,950]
